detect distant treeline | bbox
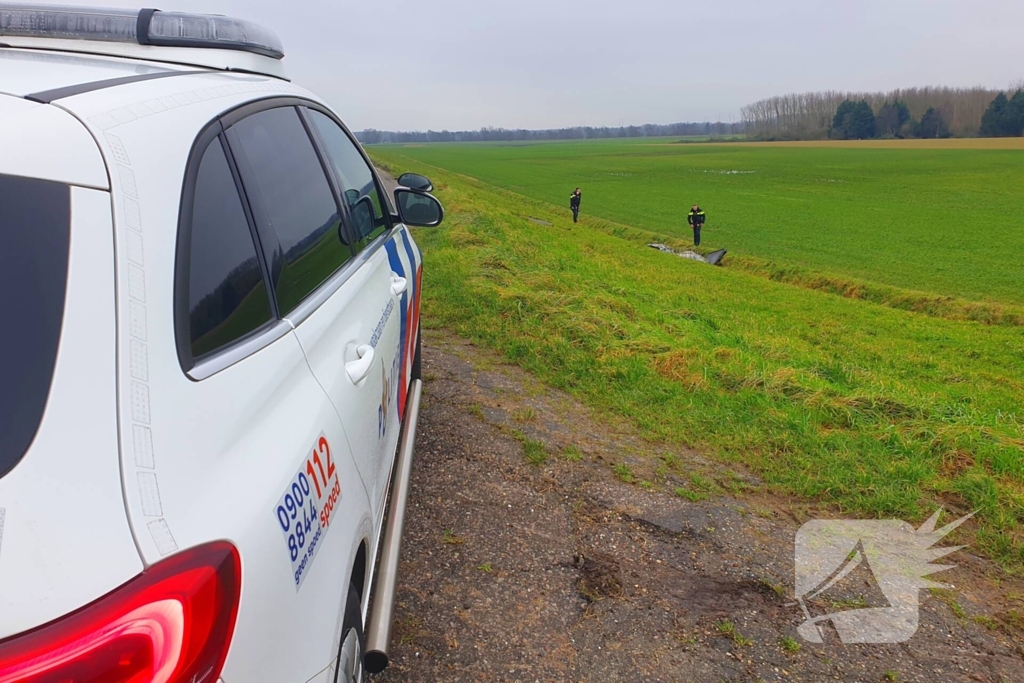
[356,121,744,144]
[742,87,1019,139]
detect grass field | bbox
[369,140,1024,565]
[373,139,1024,308]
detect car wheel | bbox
[334,584,364,683]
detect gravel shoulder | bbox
[377,329,1024,683]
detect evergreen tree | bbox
[980,92,1009,137]
[830,100,857,139]
[1007,90,1024,136]
[847,100,877,139]
[915,107,950,138]
[980,90,1024,137]
[831,99,876,139]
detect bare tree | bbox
[742,86,999,139]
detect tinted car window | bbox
[307,109,389,246]
[0,175,69,479]
[186,137,274,359]
[230,107,351,314]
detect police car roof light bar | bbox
[0,4,285,59]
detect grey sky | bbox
[56,0,1024,130]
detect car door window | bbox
[229,106,352,315]
[306,109,389,248]
[184,137,274,360]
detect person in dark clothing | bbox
[687,205,706,246]
[570,188,582,223]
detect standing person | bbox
[687,205,706,246]
[570,187,582,223]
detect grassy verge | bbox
[378,154,1024,328]
[374,155,1024,565]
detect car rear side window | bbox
[0,174,69,479]
[229,106,352,315]
[306,109,390,247]
[184,137,274,360]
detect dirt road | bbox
[374,329,1022,683]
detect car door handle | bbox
[346,344,375,384]
[391,275,408,296]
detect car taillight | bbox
[0,541,241,683]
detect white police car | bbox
[0,5,442,682]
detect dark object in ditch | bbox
[647,244,728,267]
[705,249,727,266]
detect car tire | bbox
[411,329,422,381]
[334,583,364,683]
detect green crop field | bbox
[374,138,1024,307]
[368,140,1024,564]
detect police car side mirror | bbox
[394,188,444,227]
[397,173,433,193]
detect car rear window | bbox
[184,137,274,361]
[0,174,70,479]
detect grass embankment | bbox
[373,139,1024,307]
[372,151,1024,565]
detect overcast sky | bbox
[57,0,1024,130]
